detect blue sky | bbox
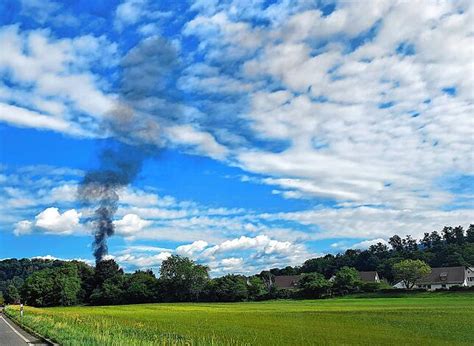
[0,0,473,275]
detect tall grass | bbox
[6,292,474,345]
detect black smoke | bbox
[78,36,181,263]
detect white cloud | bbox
[351,238,389,250]
[115,0,147,29]
[14,220,33,236]
[114,214,152,236]
[114,234,313,275]
[115,251,172,269]
[35,207,82,234]
[0,25,116,136]
[166,125,229,160]
[176,240,209,257]
[221,257,244,271]
[31,254,58,261]
[0,102,82,136]
[266,207,474,241]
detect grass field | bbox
[6,292,474,345]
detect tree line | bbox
[0,225,473,306]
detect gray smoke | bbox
[78,37,180,263]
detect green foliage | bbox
[1,224,473,308]
[90,275,126,305]
[160,255,209,301]
[333,266,360,294]
[22,264,81,306]
[393,259,431,289]
[125,270,159,304]
[247,276,267,300]
[0,258,65,296]
[0,291,4,305]
[94,259,123,287]
[5,284,20,304]
[467,224,474,243]
[298,273,331,298]
[210,275,249,302]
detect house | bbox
[358,271,380,283]
[273,275,302,289]
[394,266,474,290]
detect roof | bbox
[358,271,379,282]
[274,275,301,289]
[418,266,467,284]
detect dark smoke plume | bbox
[78,37,180,263]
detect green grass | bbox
[6,292,474,345]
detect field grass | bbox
[6,292,474,345]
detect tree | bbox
[368,242,389,255]
[467,224,474,243]
[160,255,209,301]
[333,267,360,294]
[126,270,158,304]
[421,233,432,249]
[5,284,20,304]
[442,226,455,244]
[211,275,248,302]
[393,259,431,289]
[298,273,331,298]
[0,291,4,305]
[90,275,126,305]
[258,271,274,291]
[247,276,267,300]
[429,231,443,247]
[94,259,123,288]
[389,235,404,252]
[72,261,95,303]
[403,235,418,252]
[453,226,465,245]
[22,265,81,306]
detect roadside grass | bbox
[6,292,474,345]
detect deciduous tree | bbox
[393,259,431,289]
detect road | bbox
[0,313,49,345]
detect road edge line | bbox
[0,315,31,344]
[2,312,59,346]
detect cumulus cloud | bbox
[176,240,209,257]
[351,238,389,250]
[114,214,152,236]
[13,207,82,236]
[35,207,81,234]
[14,220,33,236]
[114,234,312,275]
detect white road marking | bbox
[0,315,31,344]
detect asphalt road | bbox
[0,313,48,345]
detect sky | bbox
[0,0,473,276]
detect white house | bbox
[394,266,474,290]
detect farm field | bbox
[6,293,474,345]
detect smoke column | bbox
[78,37,180,263]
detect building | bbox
[358,271,380,283]
[394,266,474,290]
[273,275,301,289]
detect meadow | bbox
[6,292,474,345]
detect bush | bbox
[360,282,381,293]
[448,285,474,292]
[298,273,331,298]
